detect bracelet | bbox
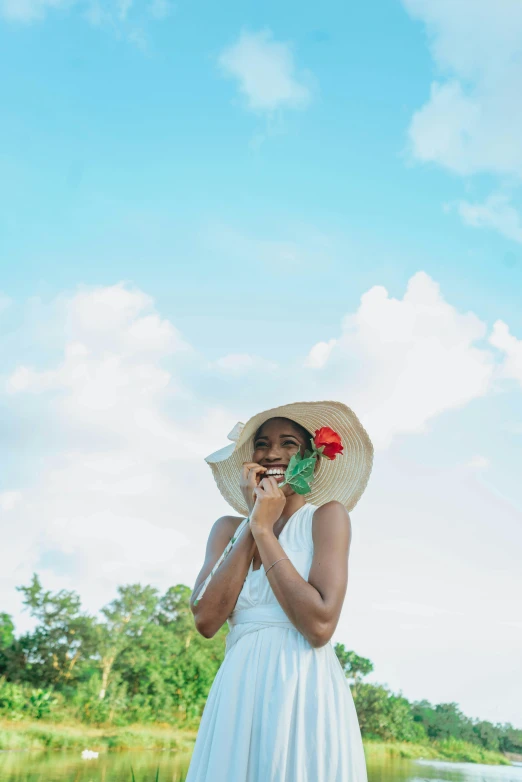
[265,557,290,575]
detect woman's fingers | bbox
[258,476,280,494]
[242,462,267,482]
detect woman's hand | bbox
[250,477,286,537]
[240,462,267,514]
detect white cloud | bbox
[218,29,313,113]
[372,600,461,618]
[466,454,491,471]
[0,283,229,621]
[457,193,522,244]
[0,0,70,22]
[404,0,522,178]
[0,491,22,511]
[304,271,494,448]
[0,0,167,41]
[303,339,337,369]
[117,0,131,20]
[489,319,522,385]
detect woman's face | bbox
[251,417,315,498]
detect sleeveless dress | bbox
[185,502,368,782]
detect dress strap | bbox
[193,516,250,605]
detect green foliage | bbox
[0,678,58,721]
[0,614,14,649]
[0,576,225,729]
[0,572,520,765]
[334,644,374,695]
[15,574,98,689]
[278,449,316,494]
[0,614,15,677]
[352,682,423,742]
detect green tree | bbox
[16,575,97,689]
[353,682,424,742]
[412,700,476,744]
[334,644,374,696]
[0,614,14,649]
[96,584,159,700]
[0,614,15,676]
[114,584,226,724]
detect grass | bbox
[0,721,513,766]
[363,738,512,765]
[131,767,160,782]
[0,719,197,753]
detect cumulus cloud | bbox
[489,319,522,385]
[218,29,313,114]
[0,283,230,622]
[304,271,494,448]
[403,0,522,178]
[303,339,337,369]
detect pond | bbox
[0,750,520,782]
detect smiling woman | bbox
[252,417,314,481]
[187,400,374,782]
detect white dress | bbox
[185,502,368,782]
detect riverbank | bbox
[364,738,512,765]
[0,721,197,753]
[0,720,512,765]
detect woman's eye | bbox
[283,441,298,447]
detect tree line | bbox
[0,575,520,756]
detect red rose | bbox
[313,427,344,460]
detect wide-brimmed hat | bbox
[204,400,374,516]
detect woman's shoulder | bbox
[312,499,350,515]
[207,513,246,544]
[311,501,352,537]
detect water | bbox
[0,750,192,781]
[0,750,520,782]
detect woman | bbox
[186,400,374,782]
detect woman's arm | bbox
[190,461,267,638]
[190,515,258,638]
[253,499,351,648]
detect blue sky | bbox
[1,0,522,726]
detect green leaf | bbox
[289,455,316,480]
[280,453,316,490]
[288,474,312,494]
[287,451,302,471]
[279,451,302,488]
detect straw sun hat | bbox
[205,400,374,517]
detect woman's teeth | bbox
[266,469,286,481]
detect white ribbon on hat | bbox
[227,421,245,443]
